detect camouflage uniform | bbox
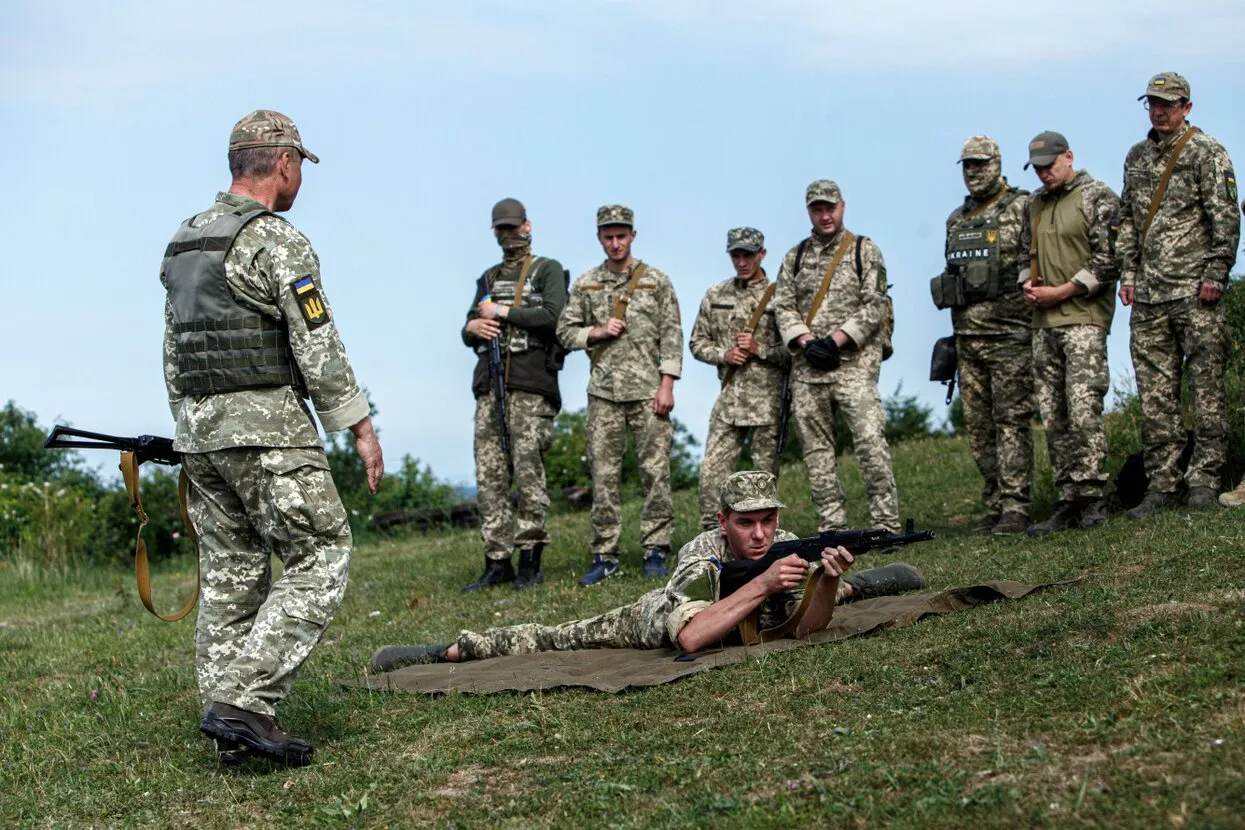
[1118,94,1240,494]
[163,181,368,715]
[690,227,787,529]
[935,136,1034,523]
[1020,169,1121,503]
[556,206,683,562]
[773,181,899,533]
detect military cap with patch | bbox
[597,204,634,227]
[1139,72,1191,103]
[726,227,765,253]
[958,135,1000,162]
[1024,131,1070,169]
[719,470,786,512]
[491,198,527,228]
[805,180,842,206]
[229,109,319,163]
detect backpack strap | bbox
[805,232,856,327]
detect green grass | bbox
[2,435,1243,828]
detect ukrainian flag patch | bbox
[290,275,329,329]
[1227,170,1237,203]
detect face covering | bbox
[963,157,1002,198]
[496,228,532,264]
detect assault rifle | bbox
[718,521,936,598]
[43,425,179,465]
[477,274,510,455]
[773,363,792,469]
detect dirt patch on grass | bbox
[1218,589,1245,603]
[430,764,527,799]
[1121,603,1216,625]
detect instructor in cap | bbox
[164,110,384,766]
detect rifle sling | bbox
[121,451,199,622]
[805,232,856,328]
[721,281,776,387]
[735,568,825,646]
[1141,126,1200,242]
[503,254,534,385]
[591,262,648,362]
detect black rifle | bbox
[43,425,179,465]
[477,274,510,455]
[773,363,793,468]
[719,521,936,598]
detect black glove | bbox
[804,336,841,371]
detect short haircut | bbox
[228,145,290,180]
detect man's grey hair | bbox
[228,145,292,180]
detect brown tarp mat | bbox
[348,580,1061,696]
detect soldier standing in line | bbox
[461,199,568,591]
[689,227,788,530]
[556,205,684,586]
[1017,132,1121,535]
[167,110,384,766]
[929,136,1034,536]
[772,180,900,534]
[1117,72,1240,517]
[1219,196,1245,509]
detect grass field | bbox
[1,434,1243,828]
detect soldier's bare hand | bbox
[736,332,758,354]
[589,319,627,344]
[350,418,384,495]
[477,299,501,319]
[1119,285,1135,306]
[653,386,674,416]
[723,347,749,366]
[761,554,810,593]
[466,318,502,340]
[819,545,854,578]
[1198,283,1223,305]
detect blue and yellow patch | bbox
[1227,170,1238,203]
[290,276,329,329]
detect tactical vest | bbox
[932,190,1022,309]
[485,256,547,356]
[162,206,299,396]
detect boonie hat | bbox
[229,110,319,163]
[726,227,764,253]
[492,198,527,228]
[597,204,634,227]
[805,180,842,206]
[720,470,786,512]
[959,135,1000,162]
[1139,72,1191,103]
[1024,131,1070,169]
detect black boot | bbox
[513,544,544,590]
[200,702,313,767]
[462,556,515,592]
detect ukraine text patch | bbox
[292,276,330,329]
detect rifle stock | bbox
[44,425,179,466]
[773,363,792,468]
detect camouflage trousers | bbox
[792,367,899,533]
[957,334,1035,518]
[474,390,557,561]
[182,446,351,717]
[697,401,780,529]
[586,395,674,561]
[1033,325,1110,502]
[1130,298,1228,492]
[457,587,677,659]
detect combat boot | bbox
[513,544,545,590]
[462,556,515,592]
[1078,498,1107,530]
[1218,480,1245,508]
[578,555,620,587]
[843,563,924,602]
[370,644,451,673]
[990,511,1028,536]
[970,514,999,536]
[1186,486,1217,508]
[1126,490,1174,520]
[200,702,313,767]
[642,548,668,578]
[1026,502,1080,537]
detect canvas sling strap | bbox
[721,281,777,387]
[590,262,648,362]
[120,451,199,622]
[1141,126,1200,242]
[502,254,535,384]
[736,568,826,646]
[804,232,856,328]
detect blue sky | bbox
[5,1,1244,486]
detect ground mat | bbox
[348,580,1058,696]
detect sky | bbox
[4,0,1244,487]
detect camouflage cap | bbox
[720,470,786,513]
[959,135,1000,163]
[597,204,634,227]
[805,180,842,206]
[491,197,527,228]
[726,227,764,253]
[1024,130,1070,169]
[1139,72,1191,102]
[228,110,319,163]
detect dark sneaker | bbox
[200,702,313,767]
[1126,490,1174,520]
[462,557,515,592]
[1027,501,1080,537]
[370,644,451,673]
[642,548,668,578]
[1078,499,1107,530]
[843,563,924,602]
[1186,486,1217,508]
[578,556,620,587]
[990,511,1028,536]
[513,544,545,591]
[971,514,999,536]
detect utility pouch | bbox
[930,271,966,309]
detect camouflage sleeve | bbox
[1075,180,1122,296]
[688,291,722,366]
[555,274,594,352]
[1116,149,1141,287]
[772,248,808,348]
[1017,198,1034,284]
[838,238,887,348]
[460,268,490,348]
[259,223,369,433]
[162,295,182,419]
[1000,193,1029,280]
[657,274,683,378]
[1195,141,1241,289]
[505,258,568,331]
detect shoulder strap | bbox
[735,569,825,645]
[591,262,648,362]
[1142,126,1200,241]
[805,232,855,327]
[122,452,199,622]
[854,236,864,275]
[721,281,777,387]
